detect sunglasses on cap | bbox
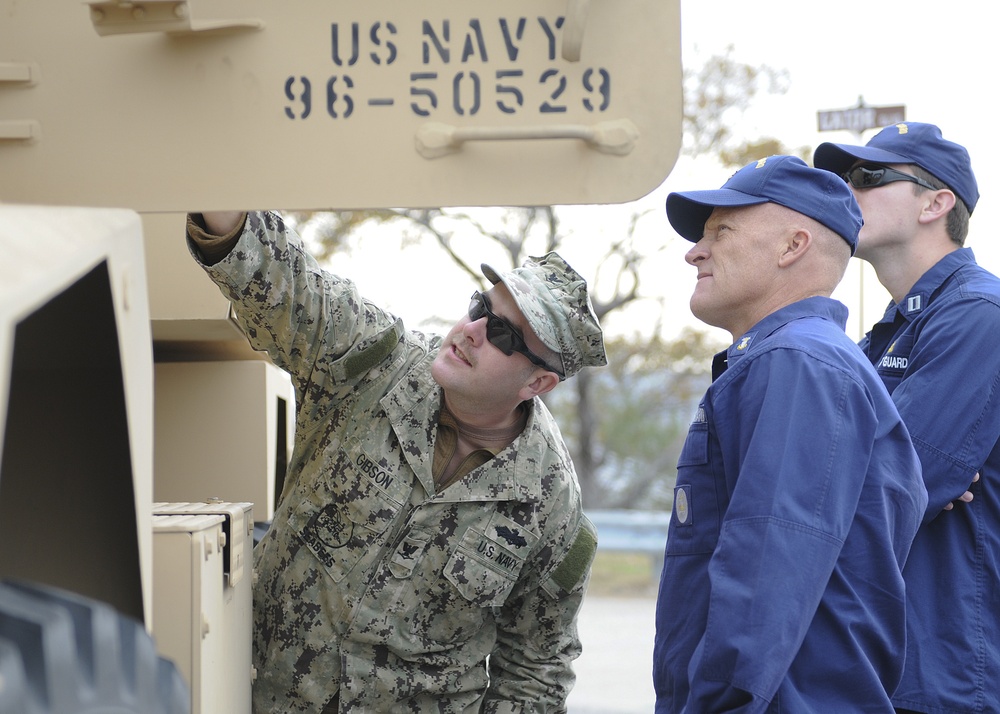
[468,291,564,378]
[841,164,937,191]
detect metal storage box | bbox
[152,501,254,714]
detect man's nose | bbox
[685,241,707,266]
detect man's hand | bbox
[943,472,980,511]
[201,211,245,236]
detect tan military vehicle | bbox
[0,2,680,711]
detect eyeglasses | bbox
[841,164,937,191]
[468,291,564,378]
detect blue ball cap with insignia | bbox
[665,155,863,254]
[813,122,979,214]
[481,252,607,380]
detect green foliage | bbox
[683,44,808,167]
[587,551,660,598]
[545,328,723,509]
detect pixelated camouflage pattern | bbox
[481,253,607,380]
[188,211,596,714]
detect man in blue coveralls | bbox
[814,123,999,714]
[652,155,927,712]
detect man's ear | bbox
[519,370,560,401]
[918,188,957,225]
[777,228,812,267]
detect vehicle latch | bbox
[85,1,263,36]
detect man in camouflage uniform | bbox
[185,210,607,713]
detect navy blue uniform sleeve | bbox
[892,298,1000,519]
[685,348,877,709]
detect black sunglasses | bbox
[468,291,564,378]
[841,164,937,191]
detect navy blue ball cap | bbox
[665,155,862,254]
[813,122,978,214]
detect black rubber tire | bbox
[0,579,190,714]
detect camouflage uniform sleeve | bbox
[483,512,598,713]
[187,210,400,391]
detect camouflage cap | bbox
[481,252,607,380]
